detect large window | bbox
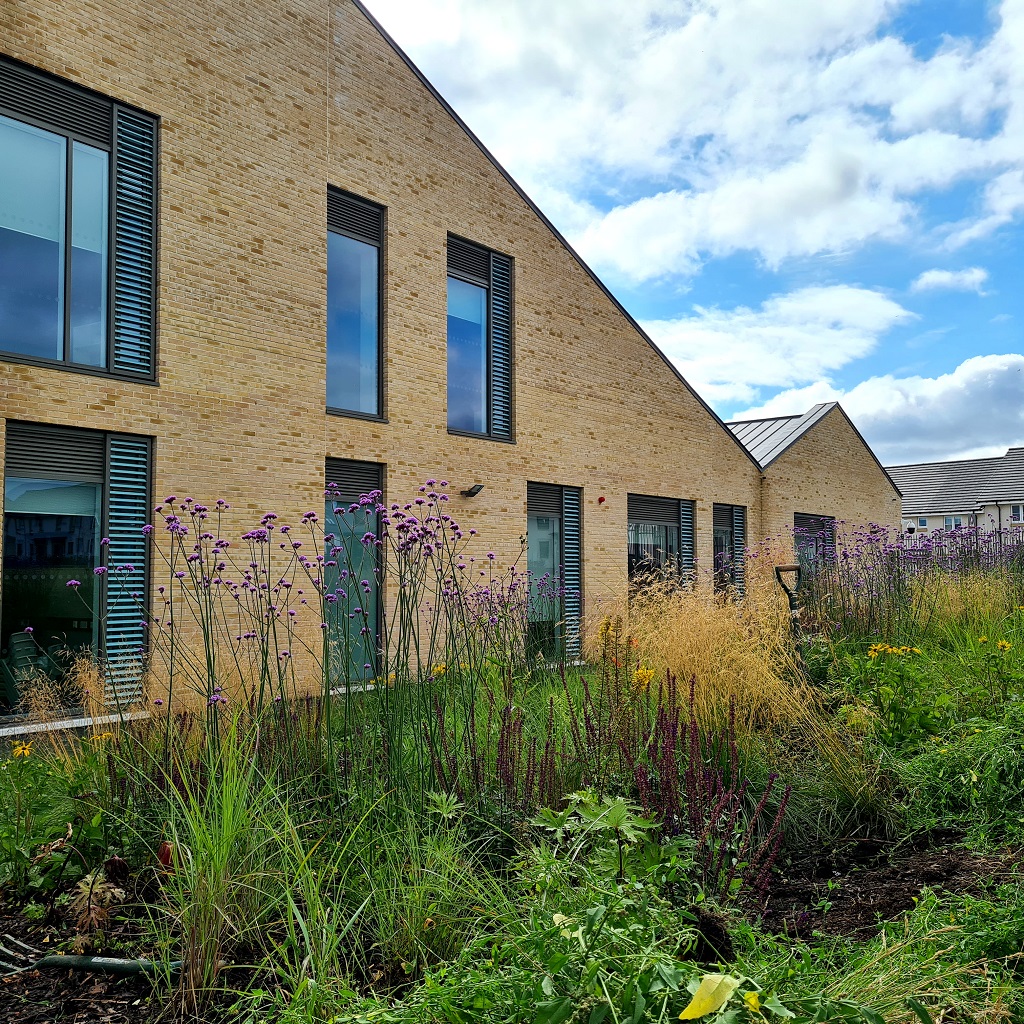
[526,483,581,660]
[627,494,695,583]
[447,236,513,440]
[944,516,963,531]
[0,57,157,376]
[325,458,383,685]
[327,189,383,417]
[1,422,151,711]
[712,503,746,594]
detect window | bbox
[0,57,157,376]
[1011,505,1022,524]
[325,458,383,684]
[712,503,746,594]
[447,236,513,439]
[1,421,151,711]
[327,189,383,417]
[944,516,963,530]
[627,494,695,582]
[526,483,581,659]
[793,513,836,571]
[918,518,928,529]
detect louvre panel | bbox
[732,505,747,595]
[447,235,490,284]
[489,252,513,439]
[4,422,105,482]
[712,503,734,532]
[103,435,150,706]
[326,459,384,505]
[794,512,835,536]
[627,493,679,525]
[562,487,582,659]
[527,482,562,518]
[112,108,157,376]
[679,500,695,575]
[327,188,383,245]
[0,57,112,146]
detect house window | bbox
[447,236,513,440]
[325,458,383,684]
[793,513,836,571]
[944,516,963,530]
[327,189,383,417]
[526,483,581,659]
[627,494,695,582]
[918,518,928,528]
[1011,505,1022,524]
[0,57,157,377]
[712,503,746,594]
[1,421,151,711]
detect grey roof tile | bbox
[886,448,1024,514]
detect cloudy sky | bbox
[362,0,1024,466]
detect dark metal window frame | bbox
[326,187,386,422]
[0,55,158,383]
[446,234,514,443]
[626,493,695,583]
[712,502,747,594]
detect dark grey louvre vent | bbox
[713,504,734,532]
[4,422,105,482]
[327,188,383,246]
[326,459,384,505]
[527,482,562,518]
[794,512,835,535]
[112,108,158,376]
[679,500,695,574]
[447,236,490,284]
[627,494,679,525]
[562,487,583,658]
[490,253,513,440]
[0,56,112,147]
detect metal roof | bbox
[726,403,837,468]
[886,448,1024,514]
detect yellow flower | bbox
[632,666,656,692]
[12,741,32,758]
[978,636,988,644]
[743,991,762,1013]
[431,663,446,678]
[997,640,1012,652]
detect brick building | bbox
[0,0,898,706]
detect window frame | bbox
[326,187,385,421]
[1011,505,1022,524]
[626,493,695,584]
[944,516,963,530]
[0,55,158,382]
[446,234,514,442]
[712,503,747,595]
[918,518,928,528]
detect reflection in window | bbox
[447,276,488,434]
[1,477,100,672]
[327,231,379,415]
[0,114,109,367]
[527,511,561,660]
[628,523,680,578]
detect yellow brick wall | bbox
[758,407,902,555]
[1,0,894,668]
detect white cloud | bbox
[910,267,989,293]
[365,0,1024,276]
[733,353,1024,463]
[642,285,911,404]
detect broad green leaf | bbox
[906,998,934,1024]
[678,974,742,1019]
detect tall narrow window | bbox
[712,503,746,594]
[1011,505,1022,524]
[627,494,695,583]
[327,189,383,417]
[1,422,151,712]
[0,57,157,376]
[527,483,581,659]
[447,236,513,440]
[325,458,383,684]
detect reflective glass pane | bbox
[2,478,100,707]
[323,500,380,684]
[70,142,109,366]
[628,522,680,577]
[0,115,65,360]
[327,231,379,414]
[447,277,487,433]
[527,512,561,659]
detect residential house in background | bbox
[887,448,1024,534]
[0,0,901,712]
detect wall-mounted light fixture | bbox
[460,484,484,497]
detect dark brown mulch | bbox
[753,842,1021,939]
[0,903,155,1023]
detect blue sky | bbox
[363,0,1024,465]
